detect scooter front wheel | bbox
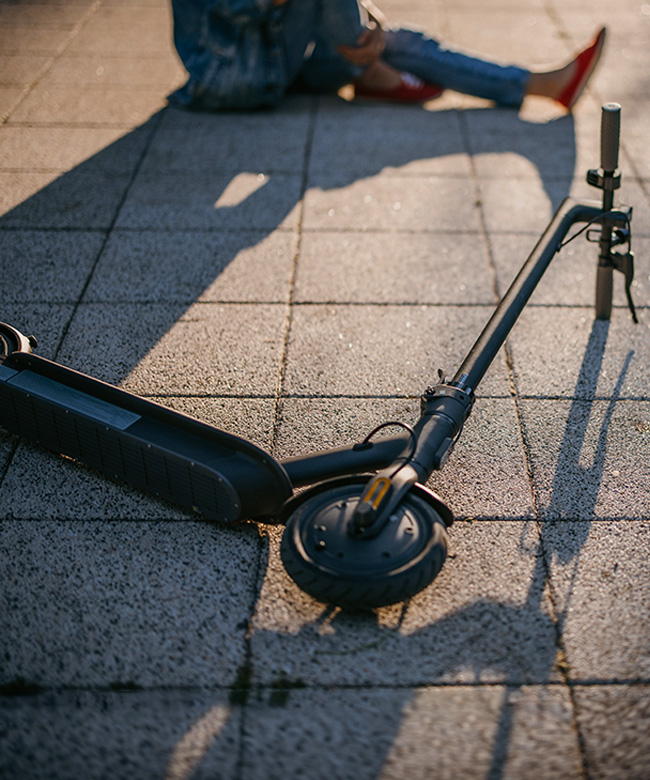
[280,478,450,610]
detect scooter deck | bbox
[0,351,292,522]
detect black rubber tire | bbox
[280,479,449,610]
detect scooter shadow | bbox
[161,316,629,780]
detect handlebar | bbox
[600,102,621,172]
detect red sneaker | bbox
[556,27,607,110]
[355,72,443,103]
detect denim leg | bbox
[280,0,366,91]
[169,0,367,108]
[169,0,287,109]
[383,28,530,107]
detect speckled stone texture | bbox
[1,0,649,777]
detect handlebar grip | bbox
[600,102,621,172]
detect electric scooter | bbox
[0,103,637,610]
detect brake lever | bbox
[610,249,638,323]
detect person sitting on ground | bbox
[169,0,605,112]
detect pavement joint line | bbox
[3,122,166,130]
[51,109,165,361]
[1,0,104,125]
[0,515,645,523]
[464,56,591,752]
[141,392,635,400]
[232,523,270,776]
[270,94,320,456]
[3,680,649,696]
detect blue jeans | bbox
[170,0,529,110]
[381,29,529,107]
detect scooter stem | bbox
[594,103,621,320]
[452,198,618,395]
[408,197,631,483]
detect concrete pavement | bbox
[1,0,649,777]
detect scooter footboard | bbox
[0,352,292,522]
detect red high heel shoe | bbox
[556,27,607,110]
[355,72,443,103]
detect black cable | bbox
[357,421,418,477]
[556,210,619,251]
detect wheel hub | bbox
[297,489,429,578]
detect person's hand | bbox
[338,22,386,66]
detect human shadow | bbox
[1,97,597,778]
[1,97,576,392]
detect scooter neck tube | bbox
[594,104,622,320]
[451,198,604,393]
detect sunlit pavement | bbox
[1,1,649,778]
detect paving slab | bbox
[620,106,650,180]
[142,102,313,173]
[0,691,241,780]
[507,313,649,400]
[9,85,169,126]
[309,99,472,178]
[572,684,650,780]
[274,396,421,460]
[544,520,650,680]
[83,229,297,304]
[303,170,480,232]
[251,520,558,686]
[293,230,494,304]
[64,5,177,56]
[0,87,23,120]
[0,3,89,30]
[0,121,156,173]
[0,27,73,57]
[282,303,511,397]
[116,169,303,230]
[0,54,50,85]
[158,396,278,449]
[0,169,135,229]
[56,301,289,392]
[380,0,448,30]
[35,53,184,89]
[464,110,577,180]
[478,176,574,234]
[519,400,650,520]
[0,519,259,685]
[241,685,583,780]
[446,10,561,63]
[1,230,105,302]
